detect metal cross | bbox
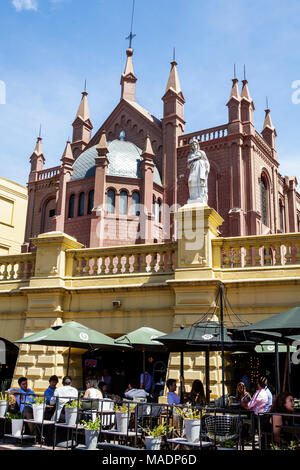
[126,0,136,48]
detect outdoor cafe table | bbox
[167,438,214,450]
[100,429,142,448]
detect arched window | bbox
[131,191,140,216]
[279,199,284,232]
[107,189,116,214]
[87,190,94,215]
[158,199,162,223]
[260,176,268,226]
[119,190,128,215]
[68,194,75,219]
[78,192,85,217]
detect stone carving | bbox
[187,137,210,204]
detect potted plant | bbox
[65,400,81,426]
[175,407,202,443]
[216,438,237,450]
[6,412,24,437]
[0,392,7,418]
[141,424,173,450]
[114,404,136,434]
[32,396,45,423]
[81,418,101,450]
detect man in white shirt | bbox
[50,376,78,421]
[124,379,149,400]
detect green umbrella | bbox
[255,341,298,354]
[114,327,167,389]
[236,306,300,337]
[15,321,131,374]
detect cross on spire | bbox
[126,0,136,49]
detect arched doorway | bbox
[0,338,19,392]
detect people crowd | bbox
[4,367,299,449]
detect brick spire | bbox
[165,59,182,95]
[120,48,137,101]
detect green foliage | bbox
[0,392,7,401]
[6,412,23,420]
[175,407,202,420]
[270,441,300,451]
[114,404,136,413]
[32,396,45,405]
[218,439,236,448]
[65,400,81,408]
[140,424,173,438]
[81,418,101,431]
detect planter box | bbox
[0,400,7,418]
[32,404,44,423]
[145,436,162,450]
[11,419,24,437]
[184,418,201,443]
[65,407,78,426]
[115,412,129,434]
[85,429,99,450]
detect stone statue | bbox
[187,137,210,204]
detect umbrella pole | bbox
[287,342,291,392]
[180,351,184,404]
[205,350,210,404]
[283,348,288,392]
[142,350,146,389]
[275,341,280,395]
[220,284,225,407]
[67,344,71,376]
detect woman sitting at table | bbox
[235,382,251,409]
[183,379,207,406]
[269,392,296,445]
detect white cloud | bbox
[12,0,38,12]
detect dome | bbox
[71,138,162,186]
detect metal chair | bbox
[204,414,240,444]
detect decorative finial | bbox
[84,79,87,93]
[234,63,236,79]
[38,124,42,139]
[173,47,176,62]
[243,64,246,81]
[119,130,126,141]
[266,96,269,109]
[126,0,136,49]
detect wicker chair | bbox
[204,414,241,444]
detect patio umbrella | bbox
[114,327,167,389]
[235,306,300,394]
[159,319,255,404]
[15,321,131,375]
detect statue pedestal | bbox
[174,204,223,279]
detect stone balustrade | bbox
[0,253,36,280]
[37,166,60,180]
[212,233,300,269]
[65,242,177,277]
[178,125,228,147]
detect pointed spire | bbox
[142,134,155,159]
[33,136,43,156]
[123,47,135,76]
[165,57,182,94]
[61,140,74,164]
[96,130,109,157]
[75,87,91,123]
[120,48,137,101]
[241,65,252,102]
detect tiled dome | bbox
[71,138,162,186]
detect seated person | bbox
[235,381,251,409]
[44,375,59,405]
[124,379,149,400]
[269,392,297,445]
[166,378,180,405]
[140,370,153,394]
[98,381,110,399]
[8,376,35,419]
[50,376,78,421]
[183,379,207,406]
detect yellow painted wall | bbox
[0,177,27,254]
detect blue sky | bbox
[0,0,300,186]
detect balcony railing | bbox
[0,253,36,281]
[37,166,60,180]
[178,125,228,147]
[212,233,300,269]
[66,242,177,277]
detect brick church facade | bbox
[23,47,300,251]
